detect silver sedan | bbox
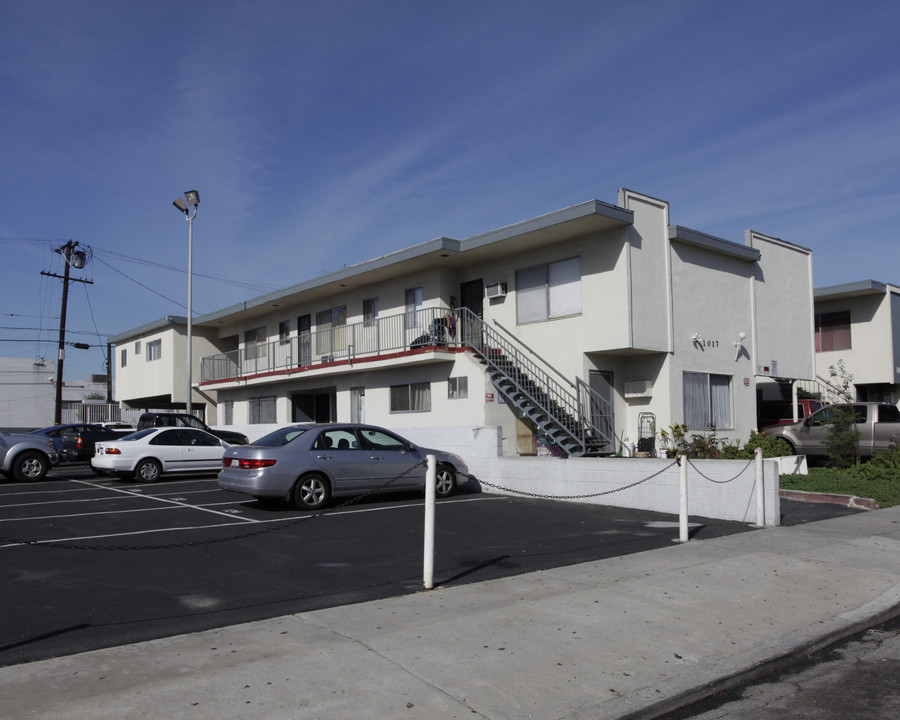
[218,423,469,510]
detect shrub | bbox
[824,406,860,468]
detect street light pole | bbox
[173,191,199,415]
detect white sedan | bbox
[92,427,227,482]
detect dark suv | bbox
[136,413,249,445]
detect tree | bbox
[826,360,860,466]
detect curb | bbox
[779,489,877,510]
[621,599,900,720]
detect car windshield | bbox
[253,427,310,447]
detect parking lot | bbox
[0,464,859,667]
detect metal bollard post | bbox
[678,455,689,543]
[423,454,436,590]
[754,446,765,527]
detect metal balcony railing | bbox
[200,307,456,383]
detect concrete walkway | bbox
[1,506,898,720]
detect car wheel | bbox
[435,464,456,498]
[12,451,49,482]
[135,458,162,483]
[293,473,330,510]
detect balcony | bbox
[200,307,459,384]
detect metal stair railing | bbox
[455,308,613,455]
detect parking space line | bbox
[0,494,503,549]
[69,479,260,523]
[0,505,222,523]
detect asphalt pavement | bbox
[0,502,897,719]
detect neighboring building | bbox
[111,189,815,456]
[0,356,113,431]
[813,280,900,403]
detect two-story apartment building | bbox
[813,280,900,403]
[110,188,815,456]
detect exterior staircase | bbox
[455,308,614,456]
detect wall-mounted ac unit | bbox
[485,282,507,299]
[624,380,654,398]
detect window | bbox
[363,297,378,326]
[278,320,290,344]
[448,376,468,399]
[516,256,581,324]
[815,311,851,352]
[135,341,141,355]
[390,382,431,412]
[351,386,365,423]
[249,396,277,424]
[405,287,423,329]
[244,327,267,360]
[683,373,732,429]
[222,401,234,425]
[120,349,127,367]
[147,339,162,361]
[316,306,346,355]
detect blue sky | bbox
[2,0,898,382]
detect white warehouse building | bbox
[111,188,815,457]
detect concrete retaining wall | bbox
[220,424,780,526]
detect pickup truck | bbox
[1,432,59,481]
[761,402,900,459]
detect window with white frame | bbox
[516,256,581,324]
[147,339,162,361]
[278,320,290,344]
[244,327,267,360]
[249,396,277,424]
[448,376,468,399]
[222,401,234,425]
[121,349,127,367]
[405,287,423,329]
[683,372,732,429]
[390,382,431,412]
[815,310,851,352]
[135,341,141,355]
[363,297,378,326]
[316,306,346,355]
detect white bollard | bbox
[423,454,436,590]
[678,455,689,543]
[755,446,765,527]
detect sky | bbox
[1,0,898,382]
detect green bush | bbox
[824,406,861,468]
[658,426,792,460]
[779,446,900,508]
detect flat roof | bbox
[668,225,761,262]
[814,280,891,300]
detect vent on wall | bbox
[624,380,653,398]
[485,282,507,299]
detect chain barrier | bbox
[687,457,753,484]
[0,459,428,552]
[473,459,679,500]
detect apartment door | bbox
[589,370,615,444]
[297,314,311,366]
[459,279,484,347]
[291,390,335,422]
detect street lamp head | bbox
[173,197,189,214]
[184,190,200,207]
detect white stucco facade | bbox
[813,280,900,403]
[111,189,815,456]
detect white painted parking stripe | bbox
[0,494,501,549]
[69,479,259,523]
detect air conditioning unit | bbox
[624,380,654,398]
[485,282,507,299]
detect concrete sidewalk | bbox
[1,507,898,720]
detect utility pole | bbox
[41,241,93,424]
